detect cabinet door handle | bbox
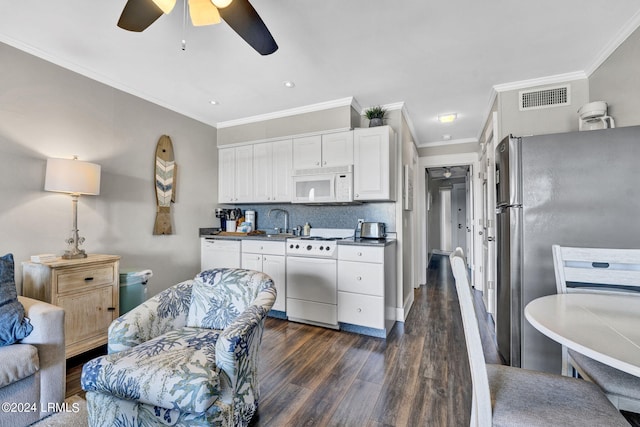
[357,308,362,313]
[84,277,94,282]
[357,252,362,256]
[356,276,362,281]
[107,307,116,311]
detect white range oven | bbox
[285,229,352,329]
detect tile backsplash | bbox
[214,202,396,234]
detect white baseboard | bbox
[396,290,415,321]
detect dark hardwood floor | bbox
[66,253,639,426]
[250,253,477,426]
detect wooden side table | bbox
[22,254,120,358]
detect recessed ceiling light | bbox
[209,100,219,105]
[283,81,295,88]
[438,113,457,123]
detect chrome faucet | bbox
[267,208,289,234]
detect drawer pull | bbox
[84,277,94,282]
[356,276,362,281]
[357,252,362,256]
[357,308,362,312]
[107,307,116,311]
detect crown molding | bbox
[216,97,358,129]
[400,103,419,146]
[584,9,640,76]
[493,71,588,93]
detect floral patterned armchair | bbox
[81,268,276,427]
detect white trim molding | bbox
[216,97,359,129]
[493,71,587,94]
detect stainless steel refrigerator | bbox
[495,126,640,374]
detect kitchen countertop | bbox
[199,228,395,246]
[338,237,396,247]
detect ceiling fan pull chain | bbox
[181,0,187,50]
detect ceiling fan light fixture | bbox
[211,0,233,8]
[152,0,177,14]
[189,0,221,26]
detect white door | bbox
[353,127,390,201]
[439,187,452,251]
[241,253,262,272]
[322,131,353,167]
[234,145,253,202]
[272,139,293,202]
[262,255,286,312]
[218,148,236,203]
[451,183,467,251]
[293,135,322,169]
[286,257,337,304]
[252,142,273,202]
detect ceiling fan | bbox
[429,166,468,180]
[117,0,278,55]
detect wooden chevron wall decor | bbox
[153,135,176,235]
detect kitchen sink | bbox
[264,233,294,239]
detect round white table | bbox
[525,293,640,377]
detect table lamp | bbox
[45,157,101,259]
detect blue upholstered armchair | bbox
[81,268,276,426]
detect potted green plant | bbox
[364,105,386,127]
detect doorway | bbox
[426,165,470,256]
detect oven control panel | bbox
[287,239,337,258]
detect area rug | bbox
[30,395,87,427]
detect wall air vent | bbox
[519,85,570,111]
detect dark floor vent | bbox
[519,85,570,111]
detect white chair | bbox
[449,247,628,427]
[552,244,640,412]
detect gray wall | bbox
[0,42,218,297]
[217,105,357,145]
[590,26,640,127]
[498,78,589,138]
[418,141,478,157]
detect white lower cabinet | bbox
[241,240,286,312]
[337,242,396,335]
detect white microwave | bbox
[291,165,353,204]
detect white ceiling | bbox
[1,1,639,145]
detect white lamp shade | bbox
[44,158,101,195]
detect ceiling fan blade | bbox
[219,0,278,55]
[118,0,164,32]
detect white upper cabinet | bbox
[218,147,236,203]
[293,135,322,169]
[293,131,353,169]
[234,145,254,202]
[252,142,273,202]
[218,145,253,203]
[253,139,293,202]
[271,139,293,202]
[219,139,291,204]
[353,126,396,201]
[321,131,354,167]
[219,127,398,204]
